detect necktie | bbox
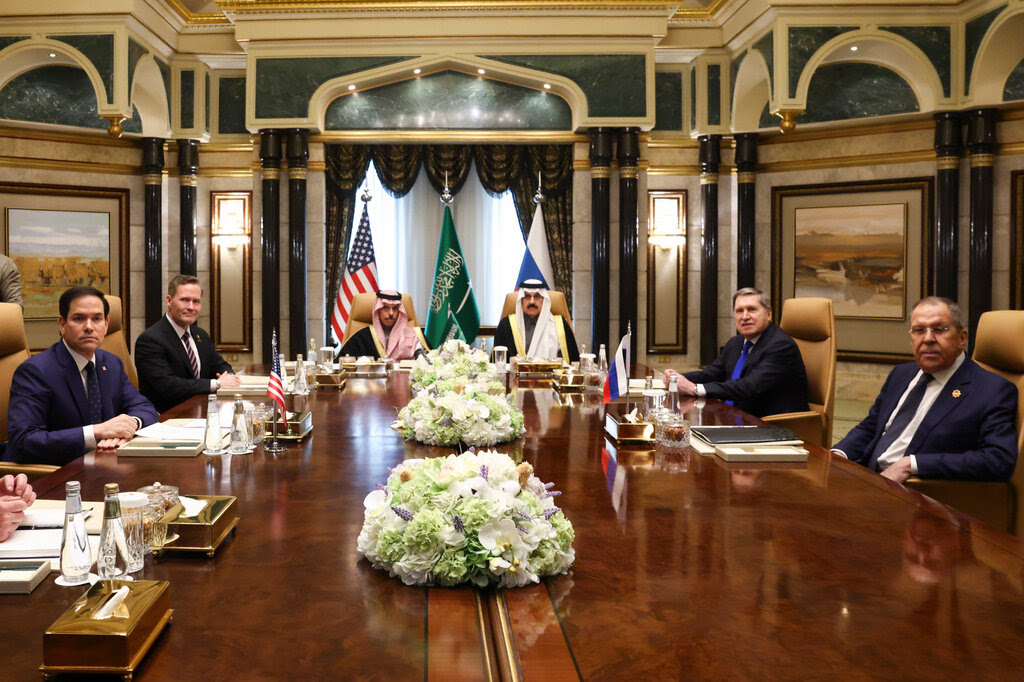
[85,361,103,424]
[725,340,753,407]
[869,373,934,469]
[182,331,199,379]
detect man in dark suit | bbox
[663,287,809,417]
[134,274,241,412]
[8,286,158,466]
[833,297,1017,483]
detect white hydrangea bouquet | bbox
[394,384,525,446]
[409,339,502,395]
[357,450,576,588]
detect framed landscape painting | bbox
[0,183,128,350]
[772,178,933,361]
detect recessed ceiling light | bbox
[477,68,486,75]
[850,45,858,52]
[48,52,56,58]
[413,68,421,74]
[543,83,551,90]
[348,84,356,91]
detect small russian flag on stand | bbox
[603,328,631,405]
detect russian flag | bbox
[515,204,555,289]
[603,331,630,404]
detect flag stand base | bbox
[264,438,286,454]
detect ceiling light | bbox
[850,46,858,52]
[348,84,356,91]
[413,68,421,74]
[477,68,486,75]
[543,83,551,90]
[48,52,56,58]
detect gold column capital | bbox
[618,166,638,179]
[143,173,163,186]
[262,167,280,180]
[936,156,960,170]
[970,153,995,168]
[700,172,719,185]
[591,166,611,179]
[737,172,757,184]
[288,167,308,180]
[179,174,198,187]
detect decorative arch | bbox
[0,38,112,114]
[731,49,772,132]
[130,54,170,137]
[309,54,587,132]
[969,6,1024,103]
[792,29,943,113]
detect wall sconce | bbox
[211,192,251,247]
[210,191,252,352]
[648,192,686,247]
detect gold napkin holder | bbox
[154,495,239,558]
[604,405,654,443]
[272,409,313,440]
[41,579,172,680]
[342,360,391,377]
[553,370,584,392]
[515,360,561,379]
[313,372,347,389]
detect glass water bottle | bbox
[598,344,608,372]
[204,393,224,454]
[293,354,309,395]
[228,395,249,453]
[59,481,92,585]
[97,483,130,579]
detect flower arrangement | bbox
[409,339,500,395]
[394,383,525,446]
[357,450,575,588]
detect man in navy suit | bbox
[134,274,240,412]
[8,286,158,466]
[833,297,1018,483]
[664,288,809,417]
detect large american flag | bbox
[267,329,286,414]
[331,203,378,344]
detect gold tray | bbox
[42,580,172,681]
[154,496,239,559]
[313,373,347,390]
[604,408,654,443]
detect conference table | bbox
[3,371,1024,680]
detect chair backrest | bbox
[0,302,31,442]
[972,310,1024,490]
[341,292,423,344]
[99,295,139,388]
[500,291,573,330]
[778,297,836,444]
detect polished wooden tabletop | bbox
[3,373,1024,680]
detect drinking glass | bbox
[319,346,335,373]
[118,492,149,573]
[493,346,508,373]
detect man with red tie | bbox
[663,287,809,418]
[135,274,241,412]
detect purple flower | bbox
[545,490,562,498]
[544,482,556,489]
[467,446,476,453]
[543,507,560,519]
[439,416,453,427]
[517,526,528,533]
[374,483,387,491]
[453,515,464,533]
[480,464,489,481]
[392,506,413,521]
[515,510,531,521]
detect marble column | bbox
[286,129,309,354]
[589,128,612,353]
[260,130,282,363]
[933,112,962,301]
[734,133,758,290]
[177,139,199,276]
[699,135,721,365]
[142,138,164,327]
[966,108,999,349]
[617,127,640,365]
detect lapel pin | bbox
[952,389,961,398]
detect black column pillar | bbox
[260,130,282,363]
[286,129,309,355]
[933,112,962,300]
[966,108,999,349]
[177,139,199,276]
[590,128,612,354]
[699,135,721,365]
[142,138,164,327]
[617,127,640,366]
[734,133,758,290]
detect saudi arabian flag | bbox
[425,206,480,347]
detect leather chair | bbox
[0,302,57,478]
[99,295,139,388]
[763,297,836,447]
[341,292,429,351]
[905,310,1024,537]
[499,291,573,330]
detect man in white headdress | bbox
[493,278,579,362]
[340,290,427,360]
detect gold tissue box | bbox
[272,409,314,440]
[156,495,239,558]
[553,370,584,392]
[313,372,347,389]
[515,360,561,379]
[604,406,654,443]
[41,579,172,679]
[342,360,391,377]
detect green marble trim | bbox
[654,72,683,131]
[481,54,646,118]
[707,64,721,126]
[879,26,951,98]
[156,58,171,110]
[205,72,210,133]
[323,70,571,131]
[219,76,247,134]
[255,55,413,119]
[753,31,774,91]
[689,67,697,131]
[730,54,743,103]
[788,26,857,98]
[964,5,1006,95]
[127,38,146,93]
[1005,57,1024,102]
[758,102,774,129]
[799,62,918,124]
[123,106,142,134]
[180,70,194,129]
[0,65,112,130]
[49,34,115,104]
[0,36,28,53]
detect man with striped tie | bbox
[663,287,809,418]
[135,274,241,412]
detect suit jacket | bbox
[683,323,809,417]
[134,317,234,412]
[8,342,158,465]
[834,358,1018,481]
[0,253,21,307]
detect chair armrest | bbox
[0,463,59,481]
[762,411,826,447]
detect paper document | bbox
[21,507,93,529]
[21,500,103,534]
[136,419,207,440]
[628,378,666,391]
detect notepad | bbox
[118,438,204,457]
[691,425,802,446]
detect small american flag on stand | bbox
[331,202,378,344]
[267,329,286,414]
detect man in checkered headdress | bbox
[340,290,427,361]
